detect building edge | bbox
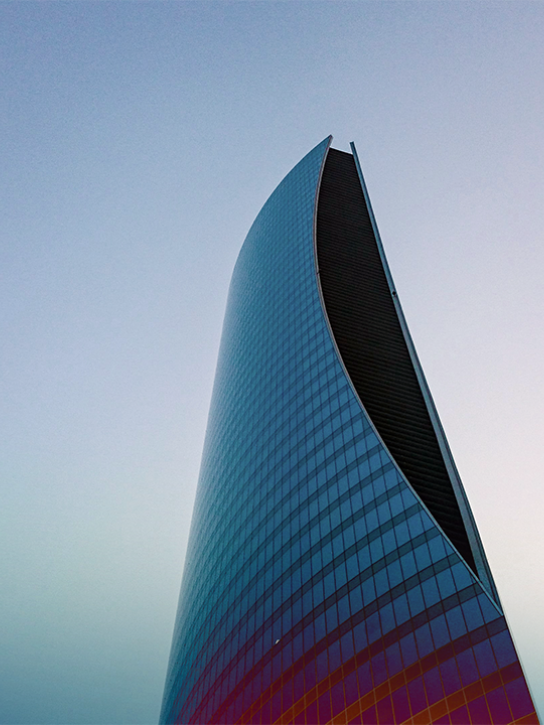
[312,137,499,606]
[348,141,500,605]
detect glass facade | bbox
[160,138,538,724]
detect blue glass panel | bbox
[160,139,537,725]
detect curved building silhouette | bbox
[160,138,538,724]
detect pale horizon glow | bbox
[1,3,543,723]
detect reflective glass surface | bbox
[160,139,538,724]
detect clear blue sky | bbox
[1,2,543,723]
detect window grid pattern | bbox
[160,139,538,724]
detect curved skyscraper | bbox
[161,138,538,724]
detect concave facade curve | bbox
[160,137,538,725]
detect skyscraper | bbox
[160,138,538,724]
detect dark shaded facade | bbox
[161,138,538,724]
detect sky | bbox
[1,2,543,723]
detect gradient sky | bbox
[1,2,543,723]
